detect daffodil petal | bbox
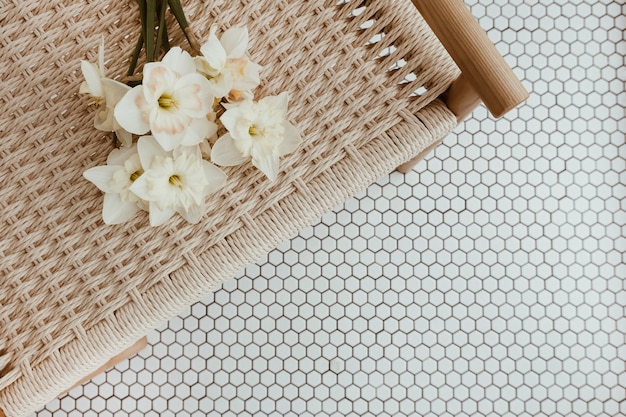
[173,144,202,160]
[231,60,262,92]
[102,193,140,225]
[149,204,176,226]
[211,134,248,166]
[202,160,228,194]
[98,35,106,75]
[179,204,204,224]
[278,122,302,156]
[208,72,233,99]
[200,28,227,71]
[221,26,248,57]
[128,173,151,201]
[80,61,103,97]
[161,46,196,76]
[175,73,213,117]
[93,105,115,132]
[262,91,289,114]
[181,117,217,147]
[114,86,151,134]
[143,63,176,103]
[136,136,168,169]
[83,165,119,193]
[150,108,189,151]
[252,150,280,181]
[79,81,91,95]
[226,88,254,103]
[107,146,138,166]
[115,128,134,148]
[218,104,245,134]
[101,78,131,105]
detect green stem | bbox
[137,0,147,40]
[127,32,144,77]
[167,0,188,30]
[145,0,157,62]
[154,0,168,58]
[161,17,171,53]
[168,0,199,52]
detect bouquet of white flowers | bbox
[80,0,301,226]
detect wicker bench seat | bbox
[0,1,526,415]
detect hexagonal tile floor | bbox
[36,0,625,416]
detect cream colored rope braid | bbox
[0,1,459,415]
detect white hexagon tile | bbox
[37,0,625,416]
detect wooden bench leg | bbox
[68,337,148,392]
[0,337,147,417]
[396,139,443,174]
[397,74,481,174]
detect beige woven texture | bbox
[0,0,459,415]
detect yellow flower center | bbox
[169,174,184,188]
[129,170,143,182]
[158,94,178,109]
[249,125,263,137]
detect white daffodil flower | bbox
[114,47,217,152]
[83,145,146,224]
[211,92,301,181]
[195,26,262,100]
[130,136,227,226]
[79,37,133,147]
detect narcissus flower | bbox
[83,145,146,224]
[129,136,227,226]
[81,23,301,227]
[79,37,133,147]
[114,47,217,151]
[211,92,301,181]
[195,26,262,100]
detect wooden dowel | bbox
[397,138,444,174]
[442,74,482,123]
[411,0,528,118]
[0,339,147,417]
[67,337,148,393]
[397,74,481,173]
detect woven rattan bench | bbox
[0,0,527,415]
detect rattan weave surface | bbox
[0,0,458,415]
